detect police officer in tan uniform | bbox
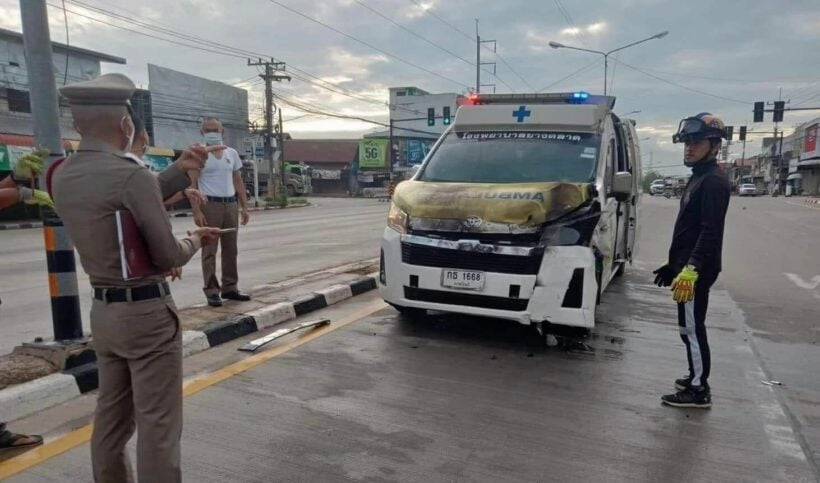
[52,73,221,483]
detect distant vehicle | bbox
[380,91,643,333]
[739,184,758,197]
[650,179,666,195]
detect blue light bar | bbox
[570,91,590,103]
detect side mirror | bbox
[611,171,633,201]
[409,164,421,178]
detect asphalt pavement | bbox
[1,194,818,482]
[0,197,388,354]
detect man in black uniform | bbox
[653,112,731,409]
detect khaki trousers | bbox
[90,296,182,483]
[201,200,239,296]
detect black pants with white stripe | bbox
[677,273,718,390]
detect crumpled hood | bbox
[393,181,591,226]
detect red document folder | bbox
[115,210,161,281]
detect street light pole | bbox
[548,31,669,95]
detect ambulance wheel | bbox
[390,303,426,319]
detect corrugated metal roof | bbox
[284,139,358,165]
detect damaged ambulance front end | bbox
[379,92,635,330]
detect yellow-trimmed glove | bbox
[13,153,45,180]
[671,265,698,303]
[20,188,56,210]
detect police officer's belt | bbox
[206,195,237,203]
[94,282,170,303]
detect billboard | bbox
[148,64,249,150]
[406,139,433,165]
[359,139,388,169]
[802,123,818,160]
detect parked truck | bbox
[247,160,313,197]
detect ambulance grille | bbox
[401,242,542,275]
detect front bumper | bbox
[378,229,598,328]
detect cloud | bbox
[326,47,389,77]
[404,1,435,19]
[561,22,607,37]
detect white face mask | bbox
[121,116,135,152]
[203,132,223,146]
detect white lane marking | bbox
[783,273,820,291]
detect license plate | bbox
[441,269,485,291]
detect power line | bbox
[267,0,470,89]
[274,90,442,137]
[615,60,750,104]
[55,1,434,120]
[405,0,534,91]
[351,0,514,92]
[538,58,601,92]
[407,0,473,41]
[58,1,436,119]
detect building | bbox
[0,27,126,150]
[284,139,358,194]
[794,119,820,195]
[387,86,463,169]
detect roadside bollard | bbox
[42,214,83,341]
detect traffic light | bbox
[773,101,785,123]
[443,106,451,125]
[726,125,734,141]
[427,107,435,126]
[739,126,747,141]
[753,101,764,123]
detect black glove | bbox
[653,264,675,287]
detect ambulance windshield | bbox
[419,131,600,184]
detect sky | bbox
[2,0,820,176]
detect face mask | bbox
[121,116,135,152]
[203,132,223,146]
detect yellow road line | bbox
[0,300,388,480]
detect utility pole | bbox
[475,19,496,94]
[247,58,290,203]
[20,0,83,343]
[277,107,287,207]
[767,88,789,194]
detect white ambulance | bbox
[378,92,642,332]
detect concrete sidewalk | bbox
[3,266,816,482]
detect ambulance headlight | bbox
[540,205,601,246]
[387,203,408,234]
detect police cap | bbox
[59,73,135,107]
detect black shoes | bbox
[675,376,692,391]
[222,291,251,302]
[206,294,223,307]
[662,387,712,409]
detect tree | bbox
[642,170,663,193]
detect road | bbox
[640,194,820,467]
[0,198,388,354]
[2,195,819,481]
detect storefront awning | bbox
[787,172,803,181]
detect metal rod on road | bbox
[20,0,83,342]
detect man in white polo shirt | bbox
[191,117,251,307]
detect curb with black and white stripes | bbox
[0,221,43,231]
[0,275,377,423]
[804,198,820,205]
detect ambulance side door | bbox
[595,119,619,291]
